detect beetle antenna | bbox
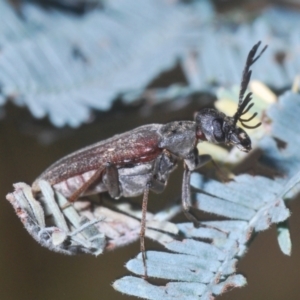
[233,41,267,128]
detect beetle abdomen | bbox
[52,170,107,198]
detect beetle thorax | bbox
[158,121,197,158]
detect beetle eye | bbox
[212,119,225,142]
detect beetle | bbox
[31,41,267,275]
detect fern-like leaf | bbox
[1,2,300,126]
[113,173,292,299]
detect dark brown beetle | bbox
[32,41,267,275]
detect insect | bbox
[31,41,267,276]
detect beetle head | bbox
[195,109,252,152]
[194,41,267,153]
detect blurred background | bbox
[1,0,300,299]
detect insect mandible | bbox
[31,41,267,275]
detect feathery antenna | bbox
[233,41,268,129]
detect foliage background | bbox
[1,0,300,299]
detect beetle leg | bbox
[148,154,166,194]
[195,154,212,170]
[140,182,150,279]
[150,150,178,194]
[104,163,121,199]
[185,148,229,181]
[139,152,177,277]
[210,159,230,182]
[182,154,228,233]
[182,166,201,227]
[184,148,212,171]
[182,152,212,227]
[68,166,105,202]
